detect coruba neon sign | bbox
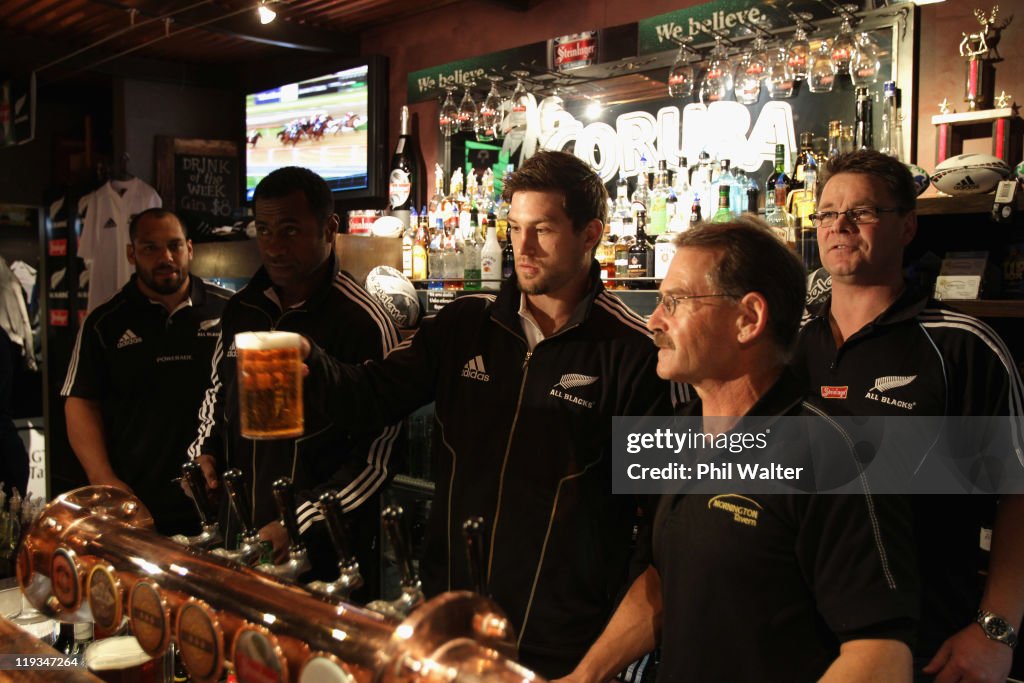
[504,100,796,181]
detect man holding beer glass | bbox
[188,166,401,589]
[296,151,679,678]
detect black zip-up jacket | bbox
[188,254,402,562]
[305,262,679,678]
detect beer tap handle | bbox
[320,491,355,566]
[222,469,254,536]
[182,461,216,524]
[382,505,417,588]
[272,478,304,552]
[462,516,488,596]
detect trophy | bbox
[959,6,1013,110]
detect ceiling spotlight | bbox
[584,100,603,120]
[257,1,276,24]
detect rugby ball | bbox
[365,265,421,329]
[930,153,1010,195]
[905,163,930,197]
[371,216,405,239]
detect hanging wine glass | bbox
[538,86,566,132]
[668,43,698,98]
[831,16,856,75]
[504,70,530,136]
[808,39,837,93]
[476,75,503,142]
[457,83,478,133]
[699,36,733,105]
[850,32,881,86]
[439,86,460,137]
[766,45,796,99]
[733,36,767,105]
[787,25,811,80]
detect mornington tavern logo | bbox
[461,355,490,382]
[549,373,598,409]
[865,374,918,411]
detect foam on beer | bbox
[235,331,302,350]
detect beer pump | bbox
[258,477,311,581]
[171,460,223,549]
[366,505,424,618]
[462,516,489,597]
[210,468,264,566]
[306,490,364,599]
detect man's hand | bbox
[922,623,1013,683]
[258,521,290,563]
[89,473,134,494]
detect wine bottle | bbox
[389,106,419,227]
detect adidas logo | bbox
[103,218,117,229]
[117,329,142,348]
[461,355,490,382]
[226,341,237,358]
[953,175,980,191]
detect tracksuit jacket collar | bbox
[244,251,340,314]
[490,259,604,334]
[805,279,932,329]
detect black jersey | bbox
[62,275,231,534]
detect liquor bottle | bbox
[792,132,817,190]
[693,152,714,216]
[745,174,760,214]
[855,87,873,150]
[670,157,691,229]
[665,170,678,227]
[401,218,414,279]
[428,164,446,229]
[730,167,747,216]
[494,195,509,244]
[648,160,669,236]
[765,182,794,248]
[480,219,502,290]
[614,222,632,287]
[766,144,792,217]
[598,234,618,285]
[711,160,733,207]
[630,167,650,224]
[610,177,630,239]
[412,213,429,283]
[653,230,676,282]
[443,224,464,290]
[711,184,734,223]
[879,81,902,160]
[689,194,702,227]
[389,105,418,228]
[463,209,482,291]
[501,234,515,280]
[428,218,445,290]
[827,120,843,159]
[627,210,653,289]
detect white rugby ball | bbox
[930,153,1010,195]
[365,265,421,329]
[371,216,405,238]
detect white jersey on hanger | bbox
[78,178,162,312]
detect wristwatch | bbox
[976,610,1019,649]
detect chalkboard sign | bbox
[156,137,241,240]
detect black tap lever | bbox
[462,516,488,596]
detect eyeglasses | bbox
[655,293,737,316]
[809,206,905,228]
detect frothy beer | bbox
[236,331,304,439]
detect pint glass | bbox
[236,331,304,439]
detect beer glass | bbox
[236,331,304,439]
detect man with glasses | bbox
[559,220,919,682]
[794,150,1024,682]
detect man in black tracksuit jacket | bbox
[302,152,678,677]
[188,167,401,589]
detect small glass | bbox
[439,86,460,138]
[850,32,881,86]
[733,38,767,105]
[668,45,697,98]
[831,17,856,75]
[787,25,811,80]
[457,83,478,133]
[808,40,837,93]
[476,76,503,142]
[766,46,796,99]
[504,71,530,136]
[700,37,733,105]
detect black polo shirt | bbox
[651,371,919,682]
[62,275,230,534]
[792,284,1024,661]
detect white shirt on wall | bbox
[78,178,162,312]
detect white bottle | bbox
[480,222,502,290]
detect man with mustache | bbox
[298,150,678,677]
[62,208,231,535]
[793,150,1024,682]
[561,221,919,682]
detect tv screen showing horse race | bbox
[245,65,370,199]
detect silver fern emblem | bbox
[871,375,917,393]
[557,374,599,390]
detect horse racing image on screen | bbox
[245,65,369,199]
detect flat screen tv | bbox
[244,56,388,204]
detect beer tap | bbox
[170,461,223,549]
[366,505,423,618]
[462,516,488,596]
[258,477,311,581]
[210,469,264,566]
[306,491,364,599]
